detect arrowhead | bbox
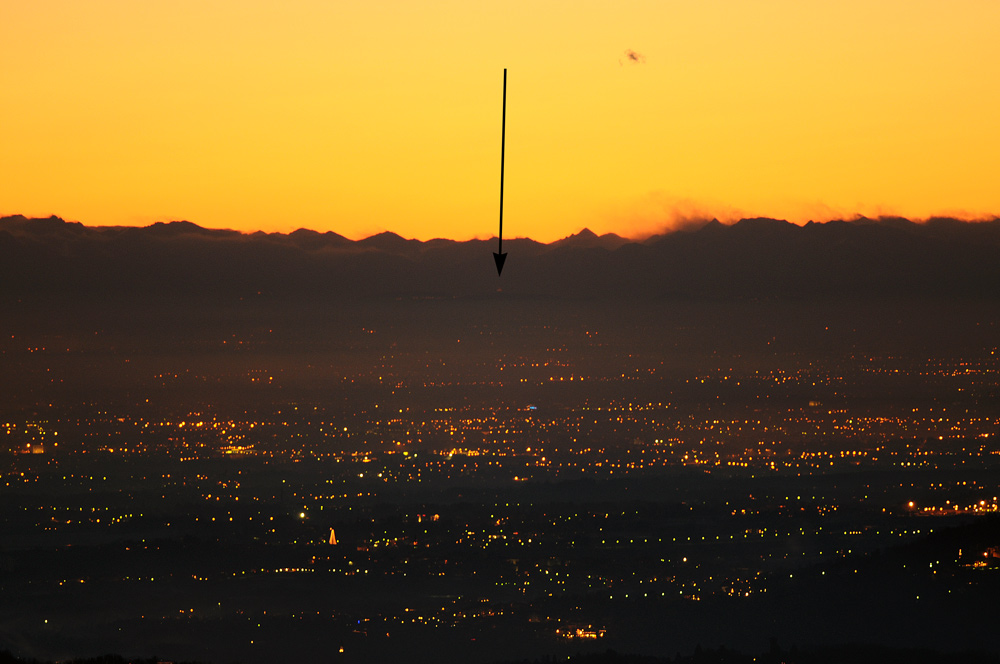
[493,252,508,276]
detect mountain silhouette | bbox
[355,230,415,252]
[551,228,629,250]
[2,215,1000,302]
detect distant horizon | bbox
[6,212,1000,245]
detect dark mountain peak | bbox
[693,218,725,233]
[363,231,404,241]
[144,220,206,235]
[0,214,31,225]
[0,214,85,237]
[552,228,597,244]
[357,231,412,251]
[422,238,459,250]
[135,220,248,242]
[552,227,629,250]
[286,227,351,249]
[597,232,629,248]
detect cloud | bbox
[598,192,747,239]
[620,49,646,65]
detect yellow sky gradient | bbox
[3,1,999,242]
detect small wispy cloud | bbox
[620,49,646,65]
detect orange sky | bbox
[3,1,999,242]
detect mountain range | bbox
[2,214,999,302]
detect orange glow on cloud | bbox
[3,1,999,243]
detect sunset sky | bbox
[3,1,999,242]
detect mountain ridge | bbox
[3,214,1000,302]
[5,214,1000,246]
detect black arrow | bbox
[493,68,508,276]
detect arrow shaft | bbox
[498,68,506,253]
